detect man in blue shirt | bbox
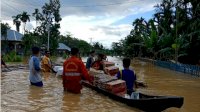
[116,58,137,95]
[86,50,95,70]
[29,47,43,87]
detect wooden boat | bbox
[82,81,184,112]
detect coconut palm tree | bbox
[19,11,30,34]
[12,15,21,32]
[32,9,41,26]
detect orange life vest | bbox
[63,56,90,94]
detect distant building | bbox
[57,43,71,51]
[57,43,71,55]
[1,30,71,56]
[1,29,23,55]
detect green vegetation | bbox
[3,51,23,62]
[62,53,68,59]
[1,23,11,53]
[58,33,111,56]
[1,23,11,36]
[19,0,62,55]
[11,0,110,57]
[13,11,30,33]
[112,0,200,65]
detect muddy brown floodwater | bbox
[1,56,200,112]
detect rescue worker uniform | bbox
[63,56,90,94]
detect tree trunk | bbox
[24,23,26,34]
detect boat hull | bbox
[82,81,184,112]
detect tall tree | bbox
[12,15,21,32]
[34,0,62,53]
[32,9,43,26]
[1,23,10,36]
[1,23,11,53]
[19,11,30,34]
[112,0,200,64]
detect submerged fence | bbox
[138,58,200,77]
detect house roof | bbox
[1,29,23,42]
[57,43,71,51]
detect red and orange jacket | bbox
[91,60,104,70]
[63,56,90,93]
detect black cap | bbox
[32,47,40,54]
[45,51,50,54]
[71,47,79,55]
[90,50,95,54]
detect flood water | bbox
[1,56,200,112]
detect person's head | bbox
[97,53,104,61]
[123,58,131,68]
[45,51,50,57]
[103,54,107,60]
[32,47,40,56]
[90,50,95,57]
[71,47,79,57]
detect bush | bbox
[63,53,68,59]
[50,55,57,62]
[15,55,23,62]
[3,51,23,62]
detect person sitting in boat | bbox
[116,58,137,95]
[63,47,92,94]
[86,50,95,70]
[91,53,104,70]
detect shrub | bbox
[15,55,23,62]
[63,53,68,59]
[50,56,57,62]
[3,51,23,62]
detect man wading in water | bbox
[62,48,92,94]
[29,47,44,87]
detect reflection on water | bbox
[1,56,200,112]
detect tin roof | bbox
[57,43,71,51]
[1,29,23,42]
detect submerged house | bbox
[1,29,23,55]
[57,43,71,55]
[1,30,71,56]
[57,43,71,51]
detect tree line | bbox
[112,0,200,65]
[1,0,110,56]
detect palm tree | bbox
[32,9,41,26]
[12,15,21,32]
[19,11,30,34]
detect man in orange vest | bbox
[63,47,91,94]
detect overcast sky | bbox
[1,0,161,48]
